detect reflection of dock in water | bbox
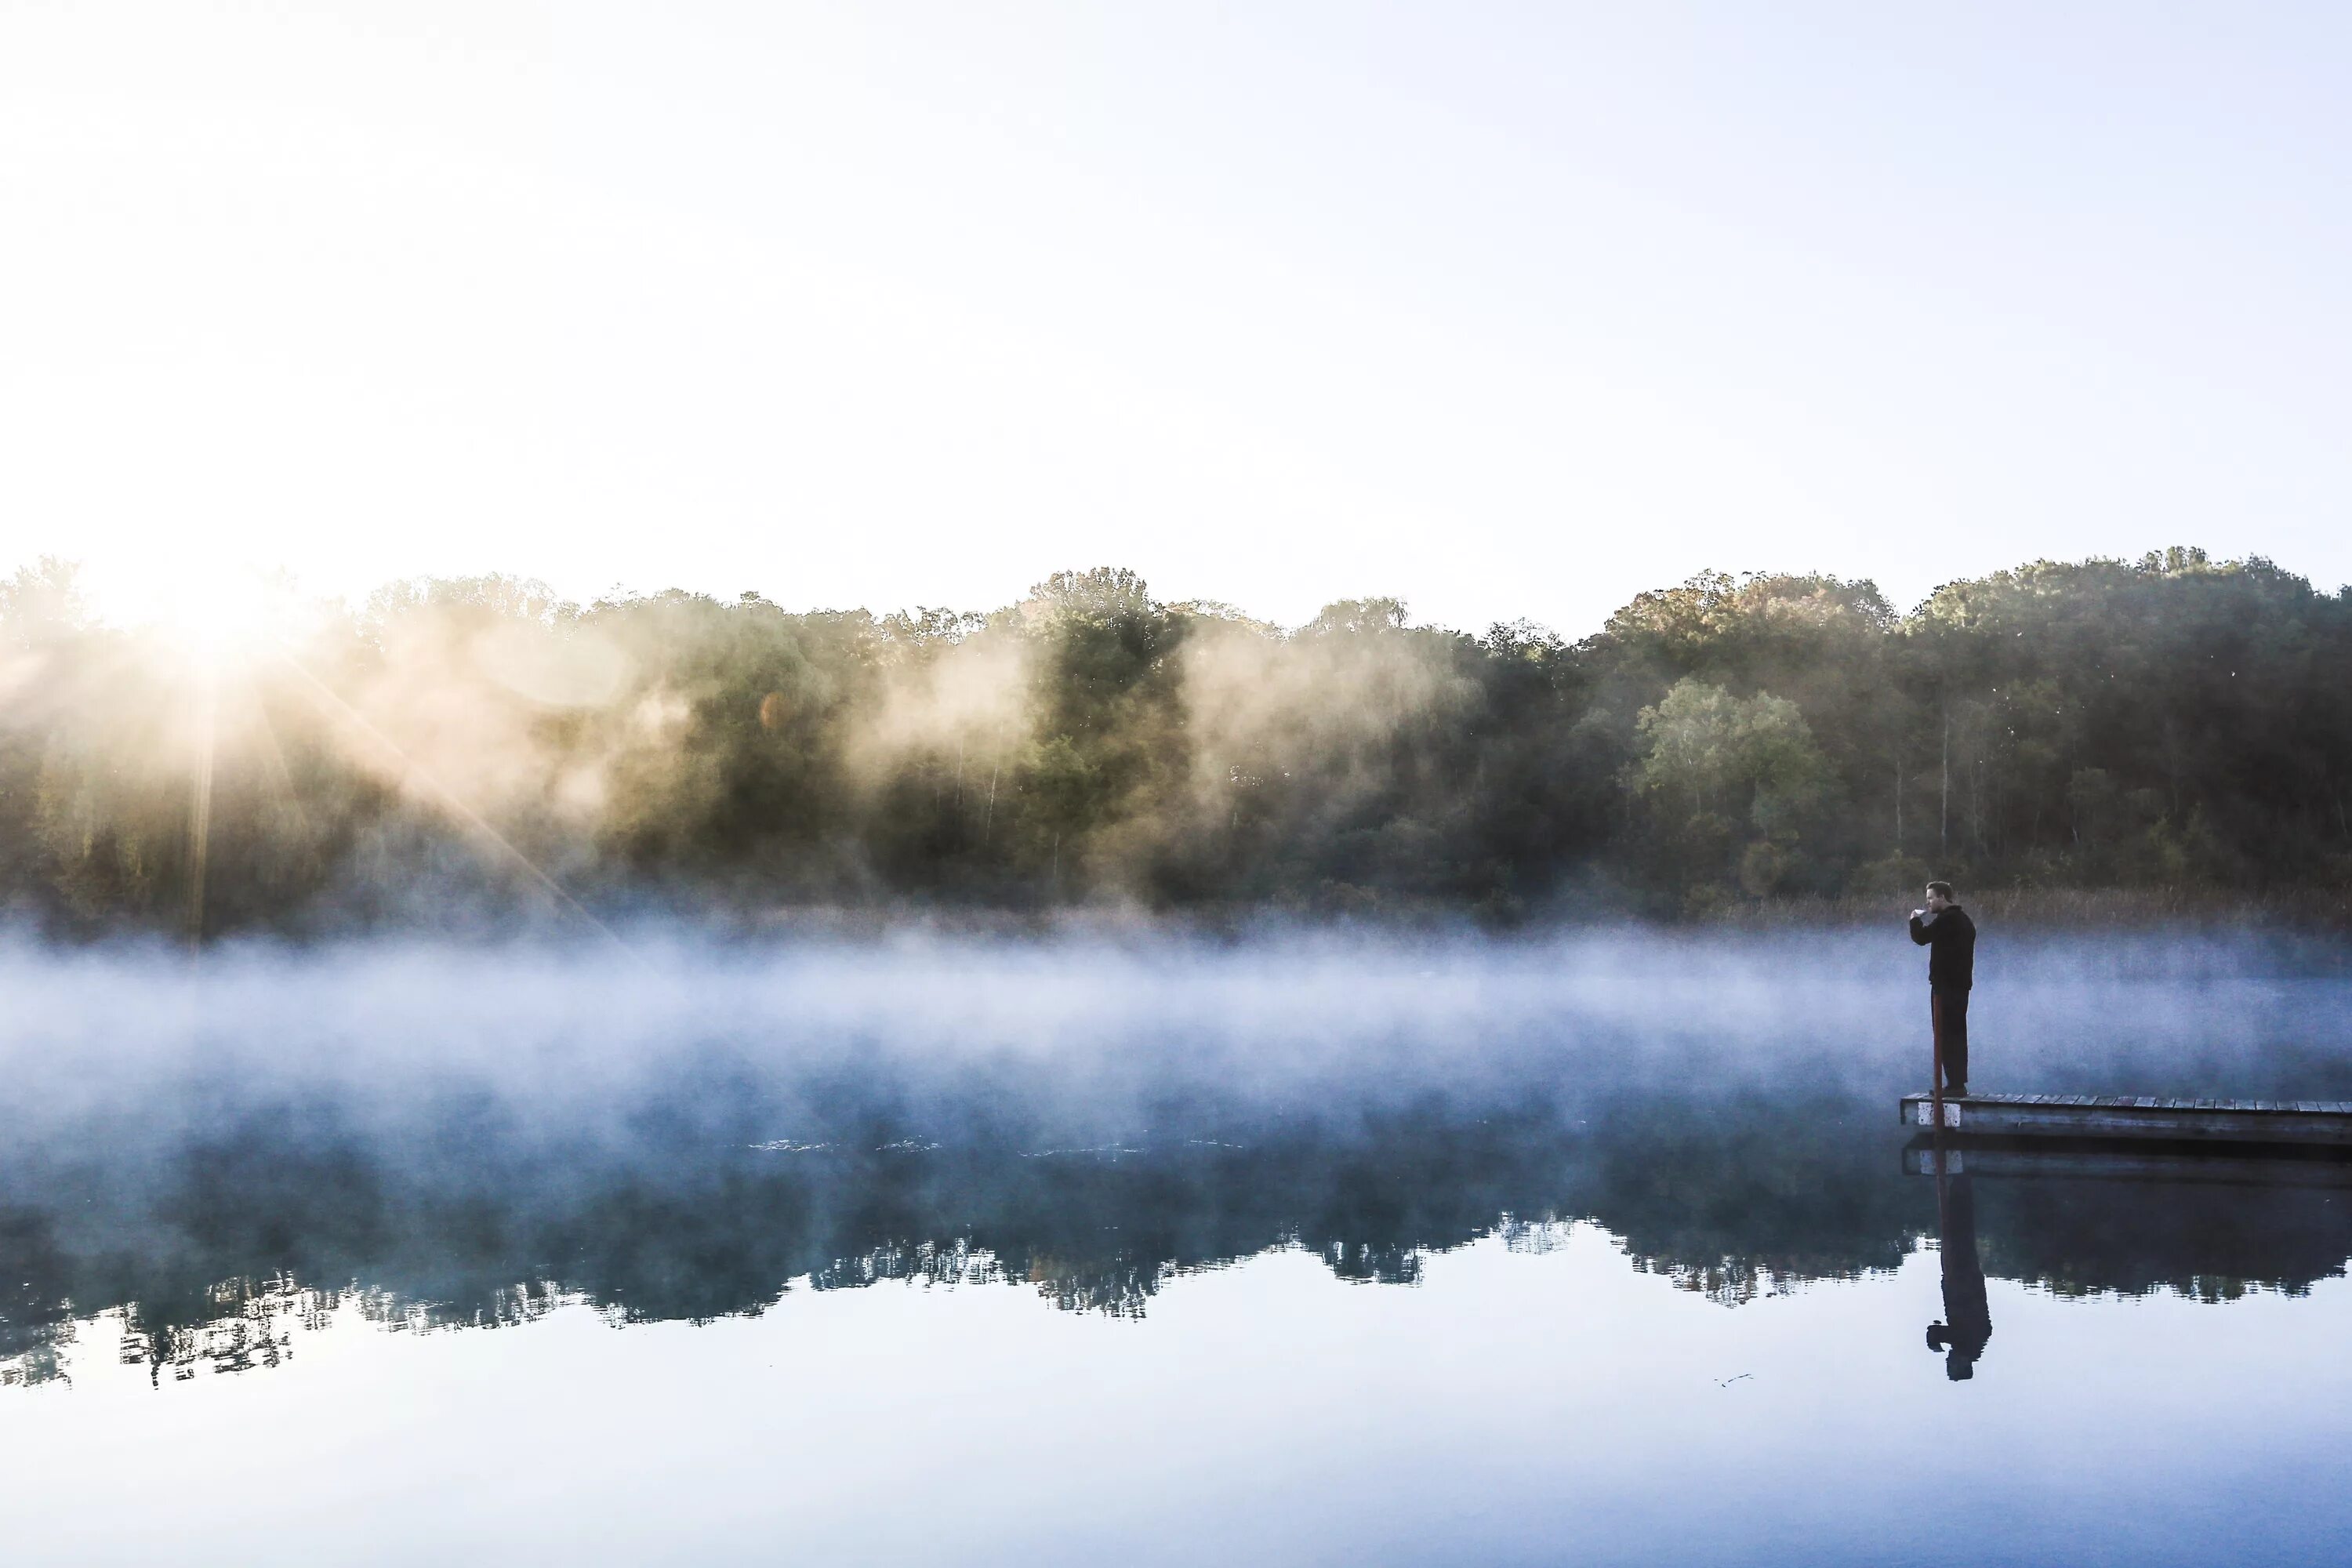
[1903,1125,2352,1305]
[1904,1136,2352,1189]
[1899,1092,2352,1146]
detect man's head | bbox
[1924,880,1955,912]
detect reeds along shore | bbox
[3,548,2350,937]
[1722,887,2352,933]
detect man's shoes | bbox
[1947,1083,1969,1098]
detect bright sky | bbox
[4,2,2347,635]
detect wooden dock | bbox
[1902,1138,2352,1187]
[1898,1091,2352,1147]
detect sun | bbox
[142,558,287,669]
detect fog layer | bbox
[7,928,2347,1145]
[2,930,2349,1386]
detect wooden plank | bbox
[1892,1091,2352,1147]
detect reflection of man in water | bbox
[1926,1163,1992,1380]
[1909,880,1977,1097]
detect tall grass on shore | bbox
[1730,885,2352,933]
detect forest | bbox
[2,545,2347,935]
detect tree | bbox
[1635,679,1833,899]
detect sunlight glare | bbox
[142,557,284,667]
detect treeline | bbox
[2,546,2347,934]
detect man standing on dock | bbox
[1910,881,1977,1097]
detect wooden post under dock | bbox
[1899,1091,2352,1147]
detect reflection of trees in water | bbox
[1581,1093,1920,1307]
[122,1274,307,1383]
[1628,1255,1782,1308]
[3,1087,2350,1388]
[0,1207,76,1388]
[1974,1178,2352,1303]
[111,1276,574,1386]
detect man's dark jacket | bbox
[1909,906,1976,989]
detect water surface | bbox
[3,931,2348,1564]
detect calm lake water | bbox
[3,931,2349,1565]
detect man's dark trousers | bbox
[1933,988,1971,1090]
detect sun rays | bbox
[107,563,630,952]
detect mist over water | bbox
[7,927,2352,1563]
[4,927,2348,1328]
[7,926,2348,1147]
